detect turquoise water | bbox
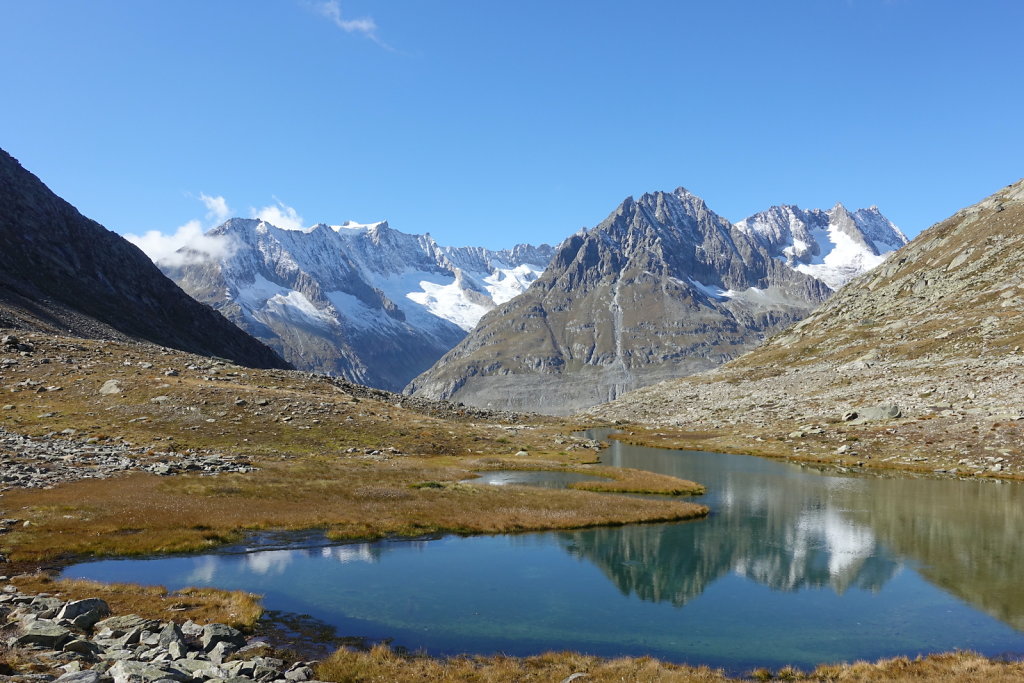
[62,436,1024,672]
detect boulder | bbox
[63,639,102,656]
[99,380,122,396]
[853,403,902,422]
[16,620,73,648]
[107,660,189,683]
[57,598,111,623]
[54,672,101,683]
[156,621,185,650]
[95,615,159,636]
[201,623,246,652]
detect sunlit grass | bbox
[9,574,262,630]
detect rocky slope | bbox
[0,149,288,370]
[162,219,553,391]
[589,179,1024,476]
[0,587,318,683]
[407,188,901,415]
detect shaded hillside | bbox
[0,148,288,369]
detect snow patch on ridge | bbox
[407,280,491,331]
[735,204,907,291]
[232,274,332,328]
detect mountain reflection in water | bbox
[596,434,1024,628]
[61,436,1024,670]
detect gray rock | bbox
[853,403,902,422]
[16,619,73,648]
[168,659,218,677]
[63,639,102,656]
[54,672,101,683]
[166,640,187,660]
[57,598,111,623]
[156,621,185,650]
[99,380,122,396]
[94,615,160,636]
[207,640,237,665]
[284,666,314,682]
[201,623,247,651]
[107,660,189,683]
[71,609,107,630]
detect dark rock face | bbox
[406,188,832,414]
[0,148,288,370]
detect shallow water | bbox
[470,469,609,488]
[63,436,1024,672]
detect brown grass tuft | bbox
[316,644,731,682]
[10,574,262,630]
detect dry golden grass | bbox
[806,651,1024,681]
[0,333,709,565]
[569,466,705,495]
[10,574,262,630]
[316,644,731,682]
[0,455,707,563]
[316,646,1024,682]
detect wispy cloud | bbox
[199,192,232,225]
[310,0,391,49]
[251,198,305,231]
[125,219,237,267]
[125,192,238,267]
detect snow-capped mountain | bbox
[735,203,908,290]
[407,189,905,414]
[160,218,554,391]
[406,188,835,414]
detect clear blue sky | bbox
[2,1,1022,254]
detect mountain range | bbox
[0,148,288,370]
[161,219,554,391]
[407,188,906,414]
[588,178,1024,474]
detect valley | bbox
[2,148,1024,681]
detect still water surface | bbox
[63,436,1024,671]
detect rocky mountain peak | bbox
[406,186,836,414]
[588,178,1024,474]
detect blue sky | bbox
[1,1,1022,256]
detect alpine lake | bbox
[62,432,1024,673]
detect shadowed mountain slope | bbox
[0,148,288,369]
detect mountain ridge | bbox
[407,187,900,414]
[0,148,289,370]
[587,178,1024,476]
[163,217,554,391]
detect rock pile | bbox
[0,585,323,683]
[0,429,256,493]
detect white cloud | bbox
[312,0,390,48]
[125,193,307,267]
[125,219,237,267]
[199,193,232,225]
[251,199,305,231]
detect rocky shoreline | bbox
[0,585,321,683]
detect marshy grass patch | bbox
[9,574,262,629]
